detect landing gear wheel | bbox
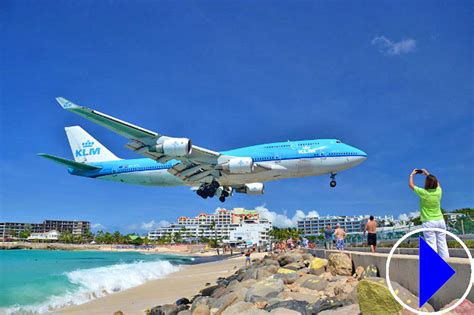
[219,196,226,202]
[330,180,337,188]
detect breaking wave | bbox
[3,260,180,314]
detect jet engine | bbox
[236,183,264,195]
[151,138,192,156]
[219,157,254,174]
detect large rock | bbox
[284,262,306,271]
[191,296,210,313]
[176,298,191,306]
[357,277,434,315]
[278,291,323,304]
[150,304,179,315]
[299,275,329,291]
[273,267,299,284]
[221,301,255,315]
[210,291,241,315]
[318,303,360,314]
[265,300,310,315]
[245,278,284,302]
[192,304,210,315]
[363,264,379,278]
[302,253,314,261]
[327,253,352,276]
[269,308,300,315]
[310,299,351,313]
[277,252,304,266]
[441,298,474,314]
[309,257,328,275]
[200,285,219,297]
[353,266,364,280]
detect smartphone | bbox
[415,169,424,174]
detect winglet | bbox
[56,97,80,110]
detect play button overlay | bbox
[419,237,456,308]
[386,228,474,314]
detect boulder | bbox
[150,304,179,315]
[357,277,434,314]
[178,311,192,315]
[274,267,299,284]
[269,307,301,315]
[302,253,314,261]
[221,300,268,315]
[284,262,306,271]
[318,303,360,314]
[363,264,378,278]
[353,266,364,280]
[310,299,351,313]
[266,300,310,315]
[327,253,352,276]
[200,285,219,297]
[277,253,304,266]
[279,291,322,304]
[191,296,210,313]
[309,258,328,275]
[256,268,274,280]
[176,298,191,306]
[441,298,474,314]
[211,292,240,314]
[333,278,358,303]
[300,275,329,291]
[192,304,210,315]
[113,311,123,315]
[245,278,284,302]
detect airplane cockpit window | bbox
[335,140,341,143]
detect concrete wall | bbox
[308,249,473,310]
[343,247,474,258]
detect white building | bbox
[27,230,60,241]
[229,220,272,246]
[148,208,272,245]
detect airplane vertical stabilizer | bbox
[65,126,120,163]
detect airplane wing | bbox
[56,97,233,184]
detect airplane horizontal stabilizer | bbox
[37,153,102,171]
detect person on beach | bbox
[365,215,377,253]
[324,224,333,249]
[334,224,346,251]
[244,249,251,266]
[409,168,449,258]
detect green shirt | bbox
[414,186,443,222]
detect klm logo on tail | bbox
[75,140,101,157]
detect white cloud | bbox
[255,205,319,228]
[398,211,420,221]
[371,36,416,55]
[128,220,170,231]
[91,223,105,230]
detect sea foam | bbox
[4,260,180,314]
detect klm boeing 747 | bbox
[39,98,368,202]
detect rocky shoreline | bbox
[143,250,472,315]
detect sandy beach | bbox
[58,252,267,315]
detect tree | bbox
[59,231,74,243]
[19,229,31,240]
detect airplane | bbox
[39,97,368,202]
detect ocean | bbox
[0,249,196,314]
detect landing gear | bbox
[218,188,231,203]
[196,181,220,199]
[329,173,337,188]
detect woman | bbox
[409,168,449,258]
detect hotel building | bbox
[148,208,272,245]
[297,215,394,236]
[0,220,90,239]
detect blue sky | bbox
[1,1,472,232]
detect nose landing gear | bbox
[329,173,337,188]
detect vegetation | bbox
[268,227,300,242]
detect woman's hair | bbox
[425,174,439,190]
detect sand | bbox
[58,253,267,315]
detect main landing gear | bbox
[196,181,220,199]
[329,173,337,188]
[196,181,231,202]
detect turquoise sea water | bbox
[0,250,195,314]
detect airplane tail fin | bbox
[65,126,120,163]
